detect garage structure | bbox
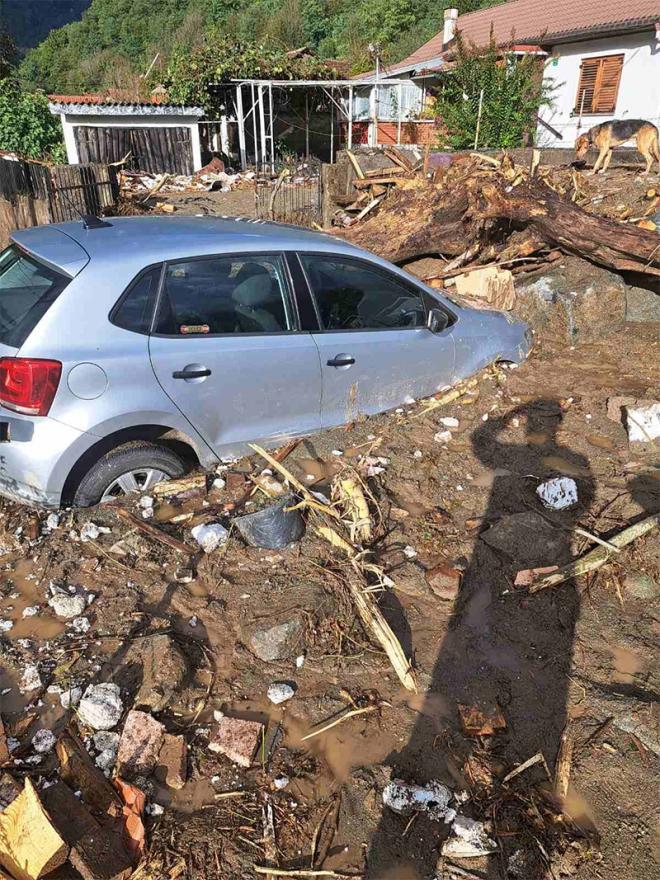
[49,96,205,174]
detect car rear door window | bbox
[154,255,294,336]
[0,245,70,347]
[111,266,161,334]
[299,254,426,331]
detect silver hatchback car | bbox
[0,216,530,507]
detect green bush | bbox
[0,78,65,161]
[433,35,553,150]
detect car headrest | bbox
[232,273,274,308]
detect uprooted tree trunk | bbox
[478,178,660,277]
[340,176,660,278]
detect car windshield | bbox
[0,245,70,348]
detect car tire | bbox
[73,441,187,508]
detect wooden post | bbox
[473,88,484,150]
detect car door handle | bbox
[327,355,355,367]
[172,368,212,379]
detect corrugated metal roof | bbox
[375,0,659,78]
[48,95,204,116]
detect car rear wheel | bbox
[73,441,186,507]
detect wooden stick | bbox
[301,705,378,741]
[346,150,365,179]
[115,508,195,555]
[553,722,573,800]
[224,439,301,514]
[502,751,551,784]
[527,513,659,593]
[249,445,417,693]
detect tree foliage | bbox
[18,0,505,93]
[0,78,65,160]
[432,35,552,149]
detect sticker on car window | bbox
[180,324,210,335]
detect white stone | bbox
[0,619,13,632]
[626,402,660,443]
[46,513,60,530]
[442,815,497,858]
[403,546,417,559]
[439,417,459,428]
[145,803,164,816]
[295,654,305,669]
[273,774,289,789]
[212,478,226,490]
[48,591,86,619]
[382,779,453,822]
[267,682,296,705]
[69,617,91,634]
[139,495,154,509]
[413,450,423,459]
[80,522,100,542]
[78,682,123,730]
[19,664,41,693]
[536,477,578,510]
[434,430,452,444]
[60,686,83,709]
[93,730,120,751]
[191,522,229,553]
[32,729,56,754]
[22,606,39,618]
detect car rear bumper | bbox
[0,411,92,508]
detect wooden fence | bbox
[0,155,118,246]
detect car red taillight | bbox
[0,358,62,417]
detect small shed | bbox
[49,96,205,175]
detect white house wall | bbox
[537,31,660,148]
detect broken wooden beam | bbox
[0,778,68,880]
[115,507,195,556]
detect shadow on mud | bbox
[367,398,595,879]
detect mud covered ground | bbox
[0,319,657,880]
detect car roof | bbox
[13,216,368,273]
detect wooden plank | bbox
[0,778,68,880]
[56,730,124,822]
[115,508,196,555]
[42,782,133,880]
[353,176,403,188]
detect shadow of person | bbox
[366,399,595,879]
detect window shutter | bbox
[594,55,623,113]
[575,58,599,113]
[575,55,623,114]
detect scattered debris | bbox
[536,476,578,510]
[441,815,497,858]
[382,778,454,822]
[117,710,165,778]
[78,682,123,730]
[48,589,87,619]
[458,705,507,737]
[267,682,296,705]
[191,522,229,553]
[208,715,264,767]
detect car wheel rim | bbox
[100,468,168,502]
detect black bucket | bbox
[234,493,305,549]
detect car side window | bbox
[300,254,426,331]
[111,266,161,334]
[154,254,293,336]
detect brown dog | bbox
[575,119,660,174]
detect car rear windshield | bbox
[0,245,70,348]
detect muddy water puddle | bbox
[0,559,65,641]
[611,645,643,684]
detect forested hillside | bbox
[1,1,91,53]
[17,0,502,93]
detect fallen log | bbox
[339,171,660,279]
[478,178,660,277]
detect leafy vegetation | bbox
[432,36,552,149]
[0,78,65,160]
[17,0,504,94]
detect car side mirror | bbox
[427,307,449,333]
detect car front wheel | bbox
[73,441,186,507]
